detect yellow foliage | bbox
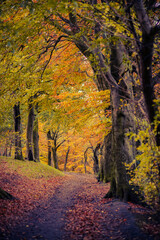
[127,122,160,207]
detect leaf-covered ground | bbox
[0,158,65,239]
[64,176,160,240]
[0,158,160,240]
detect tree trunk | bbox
[0,187,14,200]
[47,131,53,167]
[84,150,87,174]
[110,87,129,200]
[14,103,23,160]
[3,144,7,157]
[64,147,70,171]
[133,0,160,146]
[52,147,58,169]
[140,33,160,146]
[26,102,34,161]
[93,143,100,175]
[104,42,135,200]
[9,145,12,157]
[99,131,112,182]
[33,105,39,162]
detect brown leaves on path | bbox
[0,160,66,237]
[64,178,112,240]
[64,175,159,240]
[0,161,160,240]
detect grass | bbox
[0,156,65,179]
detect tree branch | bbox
[45,16,72,35]
[56,140,65,150]
[40,35,68,78]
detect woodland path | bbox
[7,173,155,240]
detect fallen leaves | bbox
[1,160,160,240]
[0,160,65,237]
[64,181,112,240]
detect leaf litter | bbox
[0,161,160,240]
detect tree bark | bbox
[105,42,135,200]
[84,149,88,174]
[14,103,23,160]
[99,131,112,182]
[26,102,34,161]
[47,131,53,166]
[64,146,70,171]
[93,143,100,175]
[52,147,58,169]
[33,105,39,162]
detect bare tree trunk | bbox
[52,147,58,169]
[100,131,112,182]
[105,42,135,200]
[64,147,70,171]
[93,143,100,175]
[26,102,34,161]
[9,145,12,157]
[84,150,88,174]
[14,103,23,160]
[3,144,7,157]
[33,105,39,162]
[47,130,53,166]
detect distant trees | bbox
[47,128,65,169]
[84,143,101,175]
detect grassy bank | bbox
[0,156,64,179]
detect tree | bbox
[131,0,160,146]
[33,105,40,162]
[84,142,101,175]
[64,146,70,171]
[50,127,65,169]
[0,187,14,200]
[26,101,34,161]
[47,130,53,166]
[14,103,23,160]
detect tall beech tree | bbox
[33,104,39,162]
[26,101,34,161]
[26,100,40,161]
[14,103,23,160]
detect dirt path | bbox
[7,173,156,240]
[9,173,94,240]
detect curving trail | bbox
[8,173,154,240]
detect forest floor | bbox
[0,158,160,240]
